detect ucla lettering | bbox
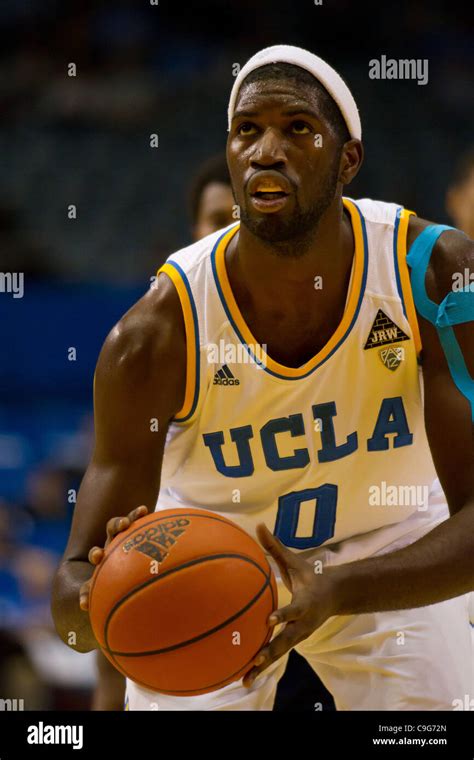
[312,401,358,462]
[203,425,254,477]
[367,396,413,450]
[203,397,413,476]
[260,414,310,471]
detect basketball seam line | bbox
[121,624,273,696]
[103,553,271,657]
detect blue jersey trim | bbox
[167,260,201,423]
[393,207,406,318]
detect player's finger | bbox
[79,580,91,611]
[255,525,299,588]
[88,546,104,565]
[256,524,299,568]
[105,515,130,543]
[243,624,303,687]
[267,598,306,626]
[127,505,148,523]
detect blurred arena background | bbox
[0,0,472,709]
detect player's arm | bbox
[51,275,186,653]
[245,221,474,686]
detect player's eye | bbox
[237,122,258,136]
[291,120,312,135]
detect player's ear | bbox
[339,139,364,186]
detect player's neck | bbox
[226,198,354,310]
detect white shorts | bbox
[125,483,473,711]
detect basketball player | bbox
[52,45,474,711]
[190,154,236,240]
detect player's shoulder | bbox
[97,276,186,385]
[93,280,186,420]
[164,222,239,275]
[347,196,406,226]
[94,225,239,387]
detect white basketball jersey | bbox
[154,198,447,562]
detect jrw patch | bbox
[364,309,409,349]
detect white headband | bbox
[227,44,361,141]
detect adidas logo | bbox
[364,309,409,350]
[213,364,240,386]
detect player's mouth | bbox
[247,171,292,213]
[251,190,290,212]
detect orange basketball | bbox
[89,508,277,696]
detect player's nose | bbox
[250,128,287,169]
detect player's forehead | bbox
[233,76,322,118]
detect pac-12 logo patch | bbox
[364,309,409,350]
[379,346,405,371]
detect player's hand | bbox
[79,505,149,612]
[243,523,339,687]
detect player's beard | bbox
[237,161,340,259]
